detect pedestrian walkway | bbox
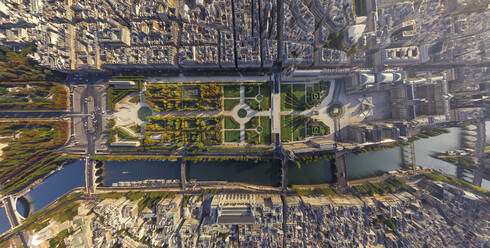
[227,99,270,145]
[239,86,245,104]
[271,92,281,134]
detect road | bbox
[472,120,487,187]
[331,78,344,141]
[335,152,347,188]
[281,158,288,191]
[84,84,105,194]
[0,111,67,118]
[3,197,20,227]
[180,160,186,190]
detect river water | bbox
[104,160,181,186]
[287,160,332,185]
[188,160,281,186]
[346,127,462,179]
[17,160,85,216]
[0,207,9,234]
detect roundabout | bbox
[328,104,344,118]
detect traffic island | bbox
[328,104,344,118]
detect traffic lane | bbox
[0,112,66,118]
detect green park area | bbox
[281,115,330,143]
[106,119,140,144]
[107,77,146,110]
[224,99,240,111]
[352,177,406,196]
[144,116,222,147]
[224,130,240,143]
[307,121,330,136]
[281,82,330,111]
[223,85,241,111]
[244,84,271,111]
[293,185,341,197]
[0,46,68,110]
[223,85,240,97]
[280,115,306,142]
[145,83,222,112]
[224,116,240,129]
[326,32,344,50]
[281,84,306,111]
[0,81,67,110]
[423,171,489,196]
[223,115,240,143]
[0,120,75,194]
[306,81,330,107]
[107,80,330,149]
[245,116,271,144]
[108,86,138,110]
[99,191,176,212]
[0,45,65,82]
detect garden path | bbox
[271,92,281,134]
[229,89,270,144]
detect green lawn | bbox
[244,116,271,144]
[245,130,260,144]
[245,116,259,129]
[224,116,240,129]
[245,99,260,111]
[326,32,343,49]
[246,85,271,111]
[280,85,292,111]
[108,87,137,110]
[224,130,240,142]
[306,81,330,107]
[280,115,292,142]
[138,106,152,121]
[293,121,306,141]
[292,84,306,109]
[307,121,330,136]
[280,115,306,142]
[259,117,271,144]
[282,84,306,111]
[223,86,240,97]
[245,85,259,97]
[259,85,271,110]
[115,127,139,140]
[224,99,240,111]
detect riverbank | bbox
[431,153,477,169]
[1,155,79,196]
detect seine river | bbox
[4,122,488,234]
[0,207,9,234]
[15,160,85,218]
